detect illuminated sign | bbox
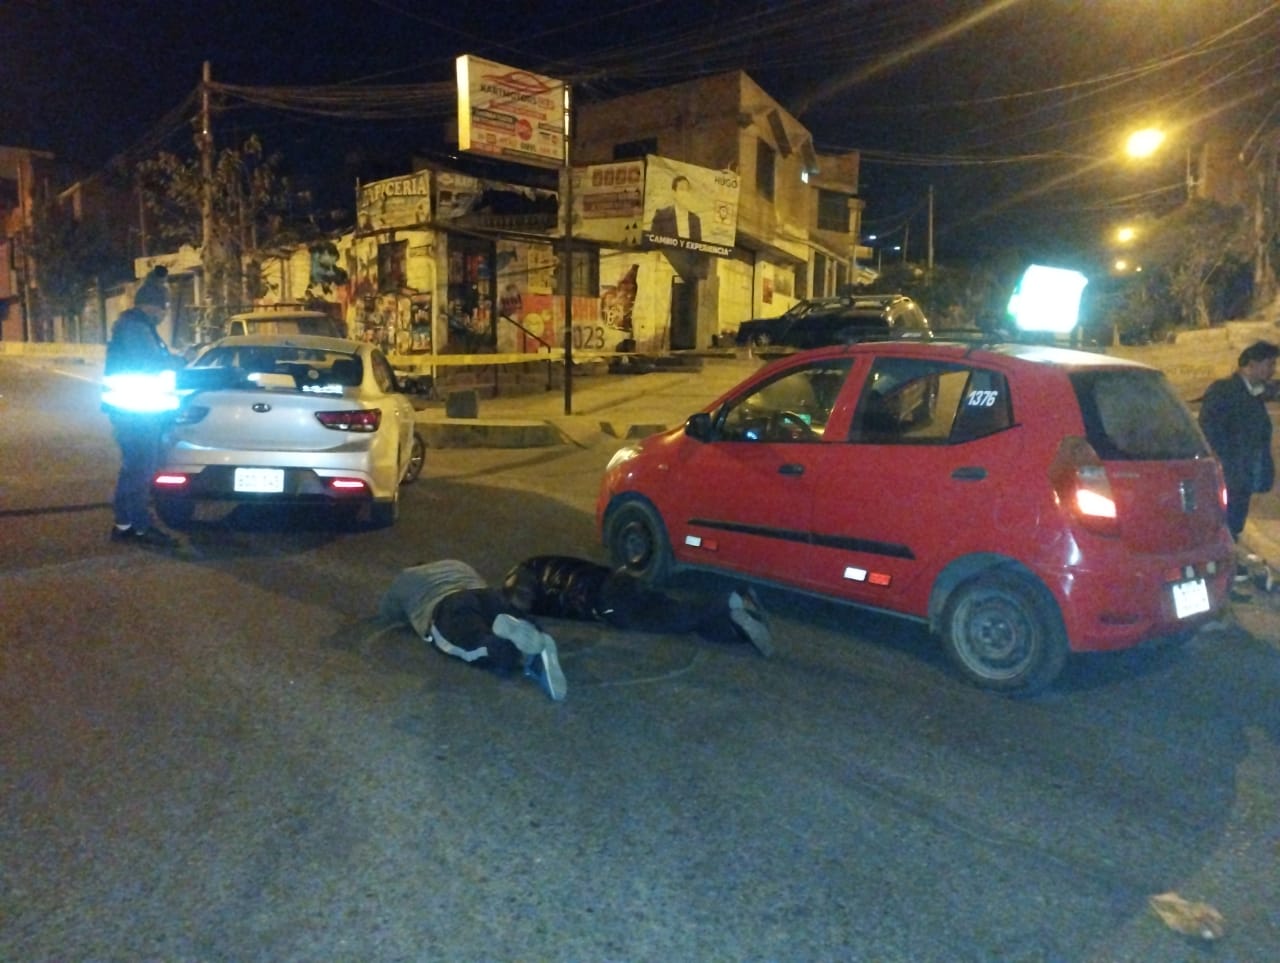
[456,55,566,169]
[1007,265,1089,334]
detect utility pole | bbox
[927,185,935,274]
[199,61,214,309]
[561,82,574,415]
[902,222,910,265]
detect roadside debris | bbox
[1149,891,1225,940]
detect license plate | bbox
[234,467,285,493]
[1171,577,1210,619]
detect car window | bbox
[950,367,1014,442]
[850,357,1009,445]
[716,360,854,443]
[190,345,361,390]
[1070,368,1208,460]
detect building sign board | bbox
[456,55,566,169]
[358,172,431,231]
[565,160,645,245]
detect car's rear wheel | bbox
[605,499,672,584]
[402,431,426,484]
[942,572,1068,695]
[155,497,195,530]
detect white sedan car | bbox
[153,335,424,528]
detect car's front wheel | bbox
[941,572,1068,695]
[605,499,673,584]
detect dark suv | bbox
[735,294,930,351]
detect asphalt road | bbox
[3,358,1280,962]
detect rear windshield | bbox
[183,346,363,391]
[1070,368,1208,460]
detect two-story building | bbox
[572,70,867,351]
[0,145,55,342]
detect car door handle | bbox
[779,463,805,475]
[951,466,987,480]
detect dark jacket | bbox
[101,308,180,416]
[1199,372,1275,494]
[649,206,701,241]
[504,555,614,622]
[104,307,175,377]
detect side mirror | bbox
[685,411,713,442]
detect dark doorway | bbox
[670,277,697,350]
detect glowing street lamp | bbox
[1125,127,1195,200]
[1115,226,1137,244]
[1125,128,1166,160]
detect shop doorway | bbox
[669,276,697,350]
[446,236,495,352]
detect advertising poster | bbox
[642,155,739,256]
[566,160,645,245]
[456,55,565,168]
[358,172,431,231]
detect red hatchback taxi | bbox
[596,340,1234,694]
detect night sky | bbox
[5,0,1279,261]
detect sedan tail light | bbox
[1048,435,1118,537]
[315,408,381,432]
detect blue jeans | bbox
[111,413,166,530]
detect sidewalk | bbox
[414,353,759,449]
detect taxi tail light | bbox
[1049,436,1118,537]
[316,408,381,432]
[1211,461,1229,512]
[328,478,369,493]
[154,473,190,488]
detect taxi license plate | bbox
[1171,577,1210,619]
[234,467,284,493]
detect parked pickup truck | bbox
[224,309,346,339]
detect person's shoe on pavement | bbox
[492,613,552,655]
[524,638,567,702]
[728,588,773,657]
[110,525,178,549]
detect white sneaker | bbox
[492,613,549,654]
[729,589,774,657]
[525,638,567,702]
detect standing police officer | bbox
[101,267,181,547]
[1199,339,1279,561]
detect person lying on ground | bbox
[379,559,567,701]
[501,554,773,657]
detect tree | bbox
[136,135,314,315]
[859,260,1020,331]
[26,195,118,342]
[1136,200,1252,328]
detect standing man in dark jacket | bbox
[101,267,181,547]
[1198,340,1279,550]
